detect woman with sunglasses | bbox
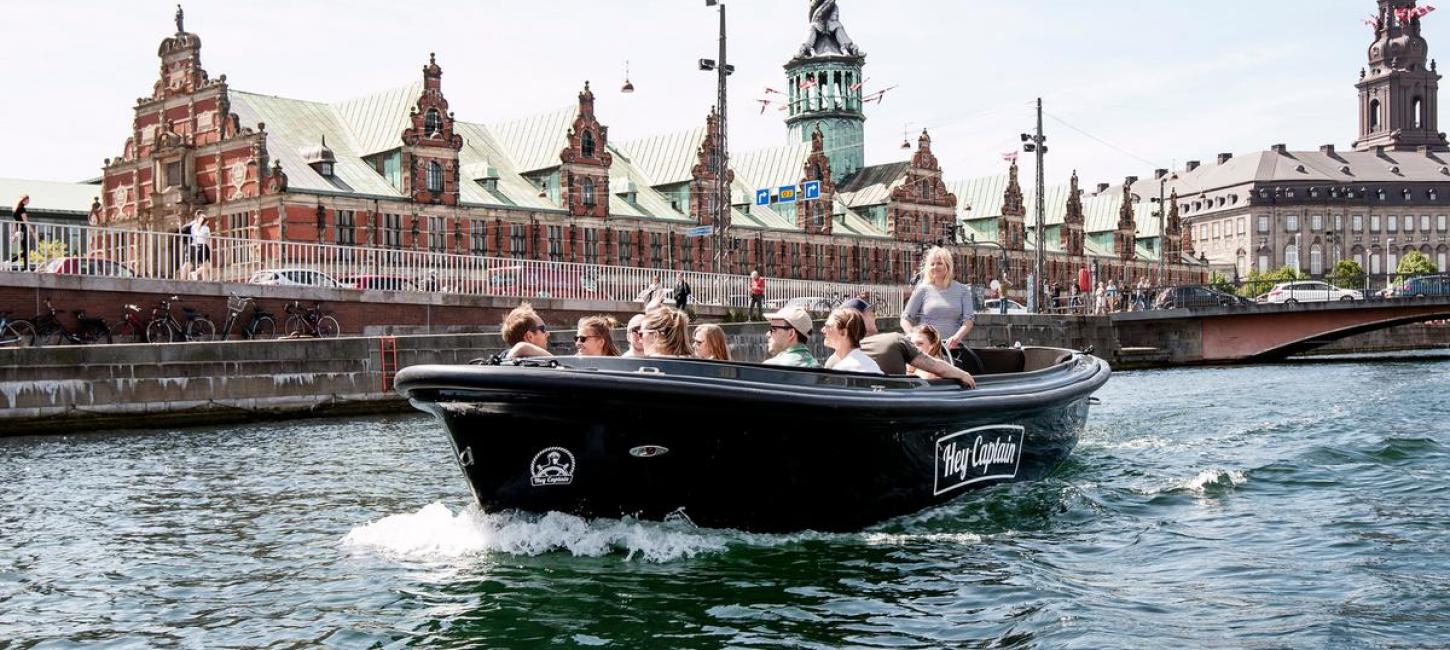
[574,315,620,357]
[691,323,730,361]
[640,307,692,357]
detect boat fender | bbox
[629,445,670,458]
[1088,397,1102,405]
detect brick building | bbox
[94,4,1205,291]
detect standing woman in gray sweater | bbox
[900,247,974,352]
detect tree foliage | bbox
[1207,270,1233,293]
[1328,259,1366,290]
[1236,266,1307,298]
[1396,250,1438,283]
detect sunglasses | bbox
[628,327,642,335]
[529,324,548,333]
[768,324,795,332]
[574,335,599,343]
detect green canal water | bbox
[1,355,1447,648]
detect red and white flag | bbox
[1001,151,1019,164]
[798,77,818,90]
[849,77,870,92]
[763,87,784,95]
[1364,15,1379,29]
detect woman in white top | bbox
[823,308,883,374]
[183,211,212,281]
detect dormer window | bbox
[317,161,334,177]
[426,161,444,193]
[582,130,596,159]
[425,109,443,137]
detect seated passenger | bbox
[641,307,692,357]
[621,313,647,357]
[840,298,975,388]
[908,324,945,379]
[822,308,883,374]
[500,302,551,358]
[692,323,731,361]
[575,315,620,357]
[763,306,820,368]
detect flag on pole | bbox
[763,87,783,95]
[1001,151,1019,164]
[849,77,870,92]
[798,77,817,90]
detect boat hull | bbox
[399,352,1108,533]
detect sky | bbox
[0,0,1438,194]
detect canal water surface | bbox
[2,355,1448,648]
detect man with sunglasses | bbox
[500,302,552,359]
[763,306,820,367]
[620,313,647,357]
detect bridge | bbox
[1113,297,1450,364]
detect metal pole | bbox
[1033,97,1046,313]
[715,3,729,278]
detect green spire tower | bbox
[786,0,866,184]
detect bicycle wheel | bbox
[146,319,175,343]
[38,325,63,347]
[2,320,36,348]
[283,314,305,338]
[186,318,216,342]
[317,315,340,338]
[249,316,277,340]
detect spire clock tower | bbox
[1354,0,1449,152]
[785,0,866,183]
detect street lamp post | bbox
[700,1,734,279]
[1020,98,1047,313]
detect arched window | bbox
[1310,244,1324,275]
[1236,250,1247,276]
[1258,252,1271,273]
[581,130,595,159]
[1371,251,1382,274]
[1413,97,1425,128]
[1438,246,1448,271]
[425,109,443,136]
[426,161,443,193]
[1285,243,1300,270]
[582,177,595,205]
[1370,99,1382,131]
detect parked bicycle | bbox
[108,303,151,344]
[0,310,38,348]
[29,299,111,346]
[146,296,216,343]
[283,301,340,338]
[219,293,277,340]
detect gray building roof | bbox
[0,177,98,217]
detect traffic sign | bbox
[777,185,798,203]
[802,180,822,200]
[755,188,771,206]
[684,225,714,238]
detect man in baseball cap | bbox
[763,306,819,367]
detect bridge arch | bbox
[1249,307,1450,361]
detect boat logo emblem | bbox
[933,425,1025,496]
[629,445,669,458]
[530,447,576,487]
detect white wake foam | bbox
[341,503,730,563]
[1182,468,1248,494]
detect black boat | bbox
[396,346,1110,533]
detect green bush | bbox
[1327,259,1366,291]
[1207,271,1233,294]
[1396,251,1437,284]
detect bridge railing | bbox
[1051,273,1450,314]
[0,220,909,317]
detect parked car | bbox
[1257,281,1363,304]
[248,268,341,288]
[1153,285,1253,310]
[1380,274,1450,298]
[982,298,1028,314]
[340,275,419,292]
[38,257,136,278]
[476,265,597,299]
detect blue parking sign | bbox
[802,180,821,200]
[755,188,771,206]
[777,185,798,203]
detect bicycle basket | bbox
[227,295,251,312]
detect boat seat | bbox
[972,348,1026,375]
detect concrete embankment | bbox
[0,314,1122,436]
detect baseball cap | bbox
[764,306,812,338]
[841,298,871,313]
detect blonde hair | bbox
[693,324,730,361]
[913,324,943,358]
[577,315,620,356]
[643,307,692,357]
[501,301,542,345]
[918,246,955,287]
